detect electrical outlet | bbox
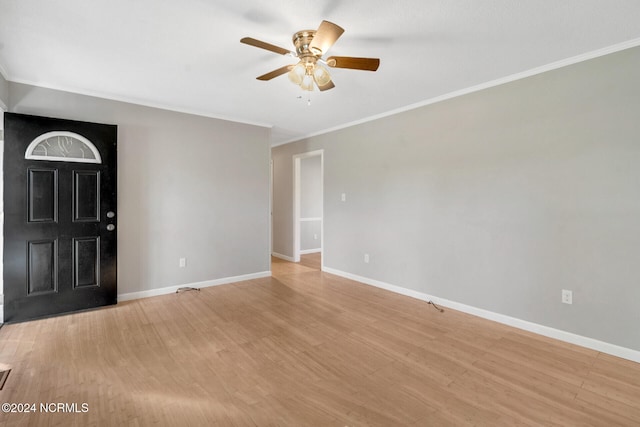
[179,257,187,268]
[314,234,318,240]
[341,193,346,202]
[562,289,572,304]
[364,253,370,263]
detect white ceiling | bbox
[1,1,640,145]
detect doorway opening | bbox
[293,150,323,265]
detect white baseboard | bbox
[272,252,295,262]
[300,248,321,255]
[117,271,271,302]
[321,266,640,364]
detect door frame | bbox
[270,158,273,255]
[0,109,5,322]
[292,149,323,263]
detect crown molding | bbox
[7,76,273,130]
[273,37,640,147]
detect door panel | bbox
[3,112,117,322]
[74,171,100,221]
[73,236,100,288]
[27,239,58,295]
[28,168,58,222]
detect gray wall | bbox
[272,46,640,351]
[300,155,322,251]
[300,155,322,218]
[272,148,293,256]
[300,220,321,252]
[6,83,271,296]
[0,73,8,109]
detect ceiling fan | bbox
[240,20,380,92]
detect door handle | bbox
[107,211,116,218]
[106,224,115,231]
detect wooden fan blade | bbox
[309,20,344,55]
[257,65,294,81]
[318,80,335,92]
[326,56,380,71]
[241,37,292,56]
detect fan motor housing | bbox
[292,30,319,58]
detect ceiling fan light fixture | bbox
[242,20,380,94]
[288,62,306,85]
[313,64,331,86]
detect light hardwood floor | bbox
[1,253,639,426]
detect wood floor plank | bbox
[1,252,639,425]
[574,386,640,425]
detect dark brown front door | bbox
[3,113,117,322]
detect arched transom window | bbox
[25,131,102,164]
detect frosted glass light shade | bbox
[300,74,314,91]
[313,64,331,86]
[288,63,306,85]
